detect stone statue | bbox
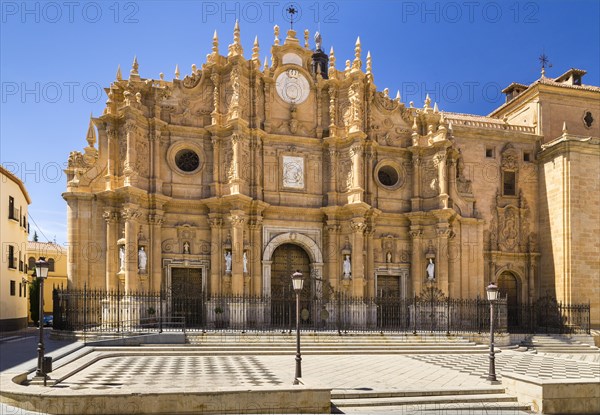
[243,251,248,273]
[225,251,232,273]
[119,245,125,272]
[183,241,190,254]
[426,258,435,281]
[138,246,147,272]
[343,255,351,277]
[386,251,392,263]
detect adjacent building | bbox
[62,25,600,328]
[27,241,68,321]
[1,165,31,331]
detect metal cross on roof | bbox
[539,53,552,75]
[286,5,297,30]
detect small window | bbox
[485,147,495,158]
[523,152,532,162]
[8,245,15,269]
[28,257,36,270]
[19,283,22,297]
[503,171,516,196]
[48,258,55,272]
[584,112,594,128]
[10,280,16,296]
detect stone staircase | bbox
[185,332,491,355]
[516,334,600,354]
[331,388,531,413]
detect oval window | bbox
[175,149,200,172]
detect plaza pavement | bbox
[1,331,599,414]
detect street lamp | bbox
[34,257,49,386]
[486,281,499,383]
[291,270,304,385]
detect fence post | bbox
[446,296,450,336]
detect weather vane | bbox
[539,52,552,76]
[286,5,297,30]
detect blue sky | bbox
[1,0,599,245]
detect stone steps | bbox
[331,388,530,413]
[518,334,599,354]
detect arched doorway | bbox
[498,271,520,327]
[270,243,311,328]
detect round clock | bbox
[276,69,310,104]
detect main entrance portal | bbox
[171,267,203,327]
[270,243,311,328]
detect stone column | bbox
[105,126,117,191]
[350,218,366,297]
[409,227,423,296]
[327,148,337,204]
[122,206,140,293]
[411,154,421,211]
[248,217,263,296]
[229,210,246,295]
[436,224,451,295]
[65,196,80,288]
[350,144,363,191]
[123,120,137,186]
[211,136,220,196]
[325,222,340,291]
[149,212,164,292]
[365,227,375,298]
[103,209,119,290]
[208,214,222,295]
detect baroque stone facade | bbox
[63,25,600,327]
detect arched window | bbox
[48,258,55,272]
[28,257,36,271]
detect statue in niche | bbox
[225,251,232,273]
[343,255,351,277]
[183,241,190,254]
[426,258,435,281]
[119,246,125,272]
[243,252,248,273]
[138,246,147,272]
[386,252,392,263]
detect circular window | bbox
[174,149,200,172]
[377,165,399,187]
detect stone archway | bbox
[262,232,324,297]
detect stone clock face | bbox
[275,69,310,104]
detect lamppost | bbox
[34,257,49,386]
[291,270,304,385]
[486,281,499,383]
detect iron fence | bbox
[52,288,590,335]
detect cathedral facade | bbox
[63,25,600,327]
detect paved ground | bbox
[1,329,599,414]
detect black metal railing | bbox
[52,288,590,335]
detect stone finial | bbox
[562,121,568,135]
[159,72,164,81]
[252,36,260,62]
[438,112,446,131]
[86,114,96,147]
[175,64,180,80]
[328,46,336,77]
[130,56,139,76]
[315,31,322,51]
[345,60,351,72]
[116,65,122,81]
[383,88,389,98]
[191,64,197,74]
[263,56,269,72]
[366,51,372,74]
[353,36,362,70]
[424,94,431,109]
[228,20,243,57]
[212,30,219,55]
[412,117,418,132]
[395,90,401,101]
[433,102,439,113]
[274,25,280,46]
[304,29,309,48]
